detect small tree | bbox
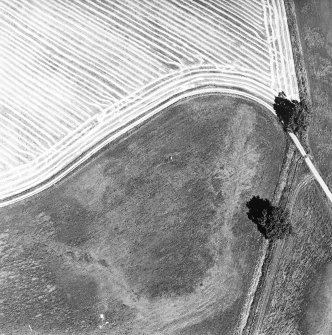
[246,195,291,240]
[273,92,309,135]
[273,91,295,131]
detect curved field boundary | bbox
[0,70,275,207]
[0,0,299,204]
[0,0,272,170]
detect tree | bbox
[273,92,309,135]
[273,91,295,131]
[246,195,291,240]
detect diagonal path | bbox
[289,133,332,203]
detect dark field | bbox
[0,95,286,334]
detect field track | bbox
[0,0,299,204]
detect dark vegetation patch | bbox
[36,195,95,247]
[0,94,286,334]
[124,176,217,300]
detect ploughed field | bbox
[0,95,286,334]
[0,0,297,203]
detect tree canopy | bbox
[273,91,309,134]
[246,195,291,240]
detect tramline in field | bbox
[0,0,298,204]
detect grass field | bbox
[0,95,286,334]
[257,166,332,335]
[293,0,332,187]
